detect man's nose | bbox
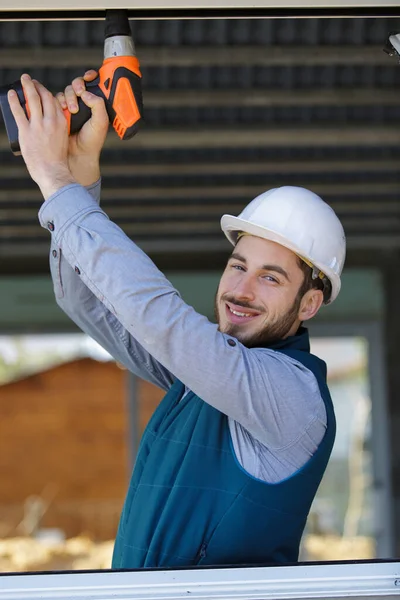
[233,274,256,301]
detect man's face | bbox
[215,235,307,347]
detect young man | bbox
[9,73,346,569]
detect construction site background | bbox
[0,533,374,572]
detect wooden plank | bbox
[0,45,389,69]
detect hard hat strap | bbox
[297,255,325,281]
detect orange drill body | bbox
[99,55,143,139]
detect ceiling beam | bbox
[1,126,400,152]
[0,181,398,202]
[1,212,399,237]
[1,4,400,21]
[5,237,400,267]
[0,45,390,69]
[1,199,399,224]
[94,126,400,149]
[142,88,400,107]
[1,221,399,253]
[1,159,400,179]
[0,89,397,112]
[1,181,400,205]
[113,126,400,149]
[1,3,400,21]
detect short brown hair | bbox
[296,257,332,304]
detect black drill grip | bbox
[69,71,143,139]
[68,80,107,135]
[0,81,25,154]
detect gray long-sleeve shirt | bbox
[39,180,327,484]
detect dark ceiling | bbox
[0,16,400,274]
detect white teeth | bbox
[230,307,253,318]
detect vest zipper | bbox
[198,543,207,560]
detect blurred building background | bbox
[0,15,399,570]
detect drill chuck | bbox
[104,9,131,38]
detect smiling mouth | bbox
[229,306,255,317]
[225,303,261,323]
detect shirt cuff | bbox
[38,182,105,244]
[85,178,101,205]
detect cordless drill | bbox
[0,9,143,156]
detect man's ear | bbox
[298,288,324,322]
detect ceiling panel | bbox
[0,16,399,271]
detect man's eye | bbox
[231,264,245,271]
[263,275,278,283]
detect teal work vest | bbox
[112,327,335,569]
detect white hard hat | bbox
[220,186,346,304]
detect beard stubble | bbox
[214,292,302,348]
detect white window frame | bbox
[2,559,400,600]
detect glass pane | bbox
[302,336,374,561]
[1,333,375,571]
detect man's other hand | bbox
[8,74,75,199]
